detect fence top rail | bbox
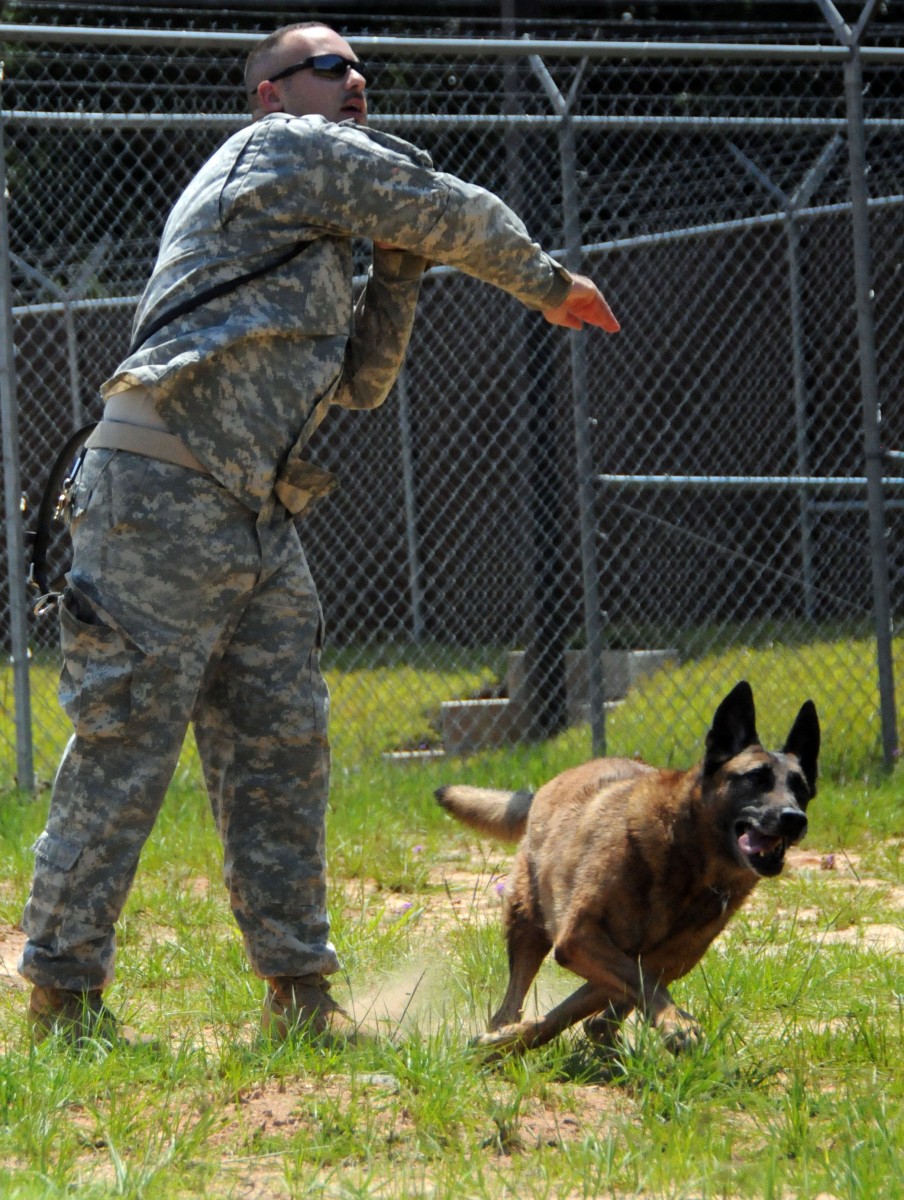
[9,111,904,133]
[3,23,904,64]
[8,109,904,131]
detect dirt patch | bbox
[0,926,26,990]
[200,1067,631,1200]
[818,923,904,951]
[4,840,900,1197]
[784,848,861,875]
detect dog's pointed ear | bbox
[704,681,759,774]
[783,699,820,798]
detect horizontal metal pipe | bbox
[4,24,904,64]
[2,112,246,129]
[811,500,904,511]
[597,474,904,488]
[380,114,902,131]
[12,295,139,317]
[582,194,904,254]
[11,185,904,321]
[7,110,904,133]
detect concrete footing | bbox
[439,647,677,755]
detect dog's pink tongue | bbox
[739,829,781,856]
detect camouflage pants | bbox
[20,448,338,992]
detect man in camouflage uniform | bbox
[19,21,619,1046]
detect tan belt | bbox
[86,420,210,474]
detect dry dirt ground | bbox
[0,844,901,1199]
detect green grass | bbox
[0,638,901,1197]
[9,623,903,786]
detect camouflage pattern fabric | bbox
[20,113,572,995]
[107,115,571,513]
[21,451,336,989]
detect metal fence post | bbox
[395,367,425,642]
[0,107,34,792]
[531,54,607,755]
[728,136,842,622]
[509,57,569,743]
[819,0,898,766]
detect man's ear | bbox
[255,80,283,113]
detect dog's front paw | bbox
[582,1012,622,1050]
[656,1007,702,1053]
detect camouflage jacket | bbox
[102,114,572,514]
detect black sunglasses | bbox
[254,54,369,94]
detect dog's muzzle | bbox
[735,807,808,877]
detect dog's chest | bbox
[680,884,732,928]
[642,881,744,961]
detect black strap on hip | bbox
[25,421,96,598]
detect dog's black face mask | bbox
[703,681,821,878]
[730,761,811,876]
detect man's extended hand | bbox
[542,274,620,332]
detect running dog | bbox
[436,681,819,1056]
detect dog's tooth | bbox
[738,829,781,856]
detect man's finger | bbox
[575,295,620,332]
[542,276,620,333]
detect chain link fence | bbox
[2,18,904,789]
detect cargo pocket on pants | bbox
[22,829,86,950]
[33,829,83,872]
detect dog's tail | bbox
[435,785,533,841]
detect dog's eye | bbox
[788,773,811,808]
[741,765,774,789]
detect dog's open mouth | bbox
[735,823,787,876]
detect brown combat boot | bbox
[261,974,357,1044]
[27,985,154,1049]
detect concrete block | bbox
[440,698,526,755]
[508,647,678,725]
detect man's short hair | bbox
[244,22,333,100]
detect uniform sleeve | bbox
[331,246,429,411]
[223,117,572,314]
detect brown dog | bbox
[436,681,819,1056]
